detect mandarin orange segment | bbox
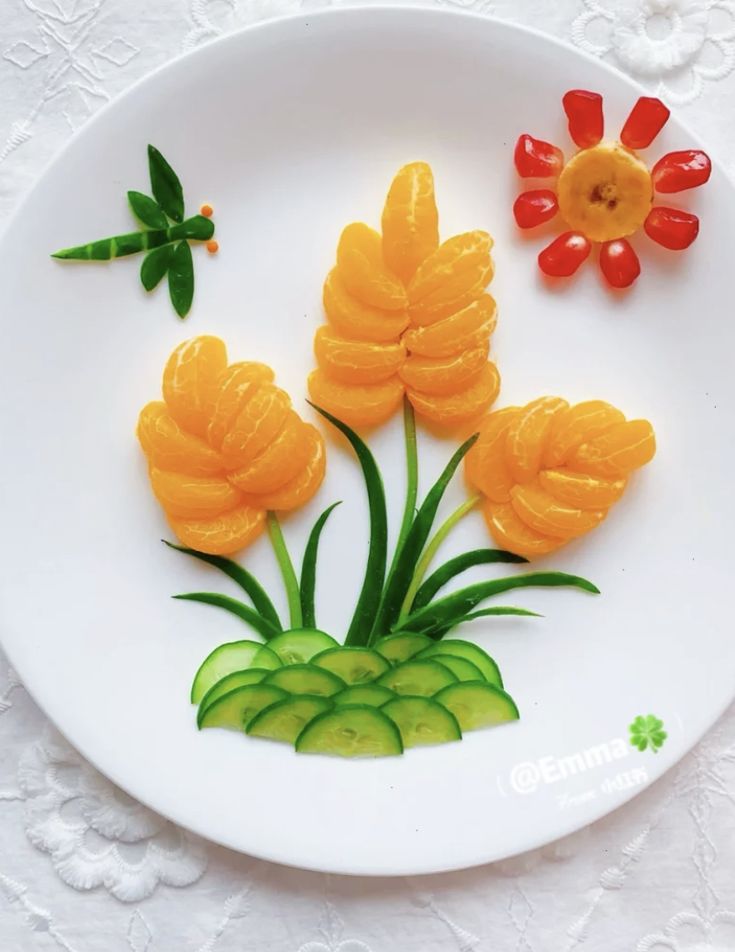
[314,326,406,385]
[407,362,500,426]
[323,269,408,343]
[137,402,225,477]
[505,397,569,485]
[148,467,243,520]
[220,385,292,470]
[568,419,656,478]
[544,400,625,467]
[407,232,494,326]
[167,505,266,556]
[399,344,489,396]
[403,294,497,357]
[206,361,275,450]
[465,406,521,503]
[336,223,407,311]
[243,425,325,511]
[308,369,404,429]
[381,162,439,282]
[227,411,310,494]
[539,468,627,509]
[482,499,566,559]
[510,484,606,539]
[162,336,228,438]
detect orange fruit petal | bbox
[314,325,406,385]
[482,500,565,559]
[568,419,656,478]
[544,400,626,467]
[162,336,228,438]
[408,361,500,426]
[539,469,627,509]
[399,345,489,396]
[243,426,326,511]
[403,294,497,357]
[308,369,404,429]
[381,161,439,283]
[168,505,266,556]
[137,402,225,476]
[149,467,243,519]
[228,412,310,494]
[465,406,521,503]
[505,396,569,484]
[407,231,494,326]
[336,223,407,311]
[206,362,275,450]
[323,269,408,343]
[221,385,292,470]
[510,484,606,539]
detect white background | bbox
[1,1,735,950]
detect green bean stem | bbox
[267,512,303,629]
[388,397,419,577]
[51,214,214,260]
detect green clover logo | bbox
[629,714,667,754]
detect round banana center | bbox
[557,142,653,242]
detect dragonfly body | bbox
[52,215,214,260]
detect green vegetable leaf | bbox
[412,548,528,612]
[140,244,175,291]
[300,502,342,628]
[148,145,185,223]
[172,592,280,641]
[163,540,282,630]
[168,240,194,318]
[128,190,168,229]
[309,404,388,647]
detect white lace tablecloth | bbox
[2,1,735,949]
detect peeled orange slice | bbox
[337,223,407,311]
[381,161,440,283]
[228,411,310,494]
[403,295,496,357]
[322,269,408,343]
[539,469,627,509]
[465,407,521,503]
[314,326,406,385]
[149,467,242,520]
[137,402,224,477]
[244,426,325,511]
[168,505,266,556]
[407,232,494,325]
[544,400,625,467]
[407,362,500,426]
[568,419,656,478]
[220,385,292,470]
[162,336,228,439]
[482,500,565,559]
[206,361,275,450]
[399,344,489,396]
[505,397,569,484]
[510,484,606,539]
[308,369,404,429]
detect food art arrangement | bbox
[55,90,707,758]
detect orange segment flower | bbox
[137,336,325,555]
[465,397,656,558]
[513,91,711,289]
[308,163,500,428]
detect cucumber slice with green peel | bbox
[333,684,396,708]
[198,667,270,714]
[295,705,403,757]
[377,659,458,697]
[264,664,345,697]
[417,640,502,687]
[247,694,334,744]
[312,647,390,685]
[434,682,520,731]
[198,684,287,730]
[267,628,338,665]
[427,654,485,683]
[373,632,434,665]
[191,641,282,703]
[382,696,462,747]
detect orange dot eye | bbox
[206,240,219,254]
[200,204,214,217]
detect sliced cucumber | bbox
[378,659,458,697]
[382,695,462,748]
[198,667,270,713]
[427,654,485,683]
[295,705,403,757]
[312,647,390,685]
[198,684,287,730]
[418,639,502,687]
[265,664,345,697]
[247,694,334,744]
[434,682,520,731]
[373,632,434,665]
[191,640,282,703]
[267,628,338,665]
[333,684,396,708]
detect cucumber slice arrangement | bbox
[197,684,288,730]
[191,640,282,703]
[333,684,396,707]
[267,628,338,665]
[434,682,520,731]
[265,664,345,697]
[382,696,462,748]
[295,705,404,758]
[374,632,434,665]
[247,694,334,744]
[427,654,485,683]
[312,647,390,685]
[378,659,458,697]
[417,640,503,688]
[198,667,271,714]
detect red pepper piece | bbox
[644,207,699,250]
[562,90,604,148]
[513,189,559,228]
[652,150,711,193]
[599,239,641,288]
[514,134,564,178]
[538,232,591,277]
[620,96,670,150]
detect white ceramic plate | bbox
[1,7,733,876]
